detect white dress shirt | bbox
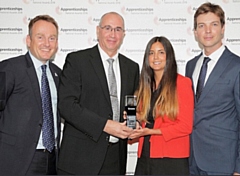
[98,45,121,143]
[192,45,225,93]
[29,52,58,149]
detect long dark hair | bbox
[136,36,178,121]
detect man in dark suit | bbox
[57,12,139,175]
[185,2,240,175]
[0,15,61,175]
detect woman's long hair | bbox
[135,36,178,122]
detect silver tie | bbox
[107,58,120,122]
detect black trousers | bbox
[136,132,189,175]
[135,155,189,175]
[26,149,57,175]
[58,142,120,175]
[98,142,120,175]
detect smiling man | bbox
[57,12,139,175]
[0,15,61,175]
[185,2,240,175]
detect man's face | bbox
[96,13,125,57]
[194,12,224,55]
[26,20,58,64]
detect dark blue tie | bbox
[41,65,55,152]
[196,57,211,101]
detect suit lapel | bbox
[119,54,128,107]
[187,54,201,104]
[197,48,232,103]
[25,53,42,113]
[89,46,111,106]
[49,63,59,88]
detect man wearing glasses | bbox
[57,12,139,175]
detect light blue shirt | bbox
[29,52,58,149]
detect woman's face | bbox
[148,41,166,74]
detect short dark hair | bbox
[28,15,58,36]
[194,2,225,30]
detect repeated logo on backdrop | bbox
[0,0,240,174]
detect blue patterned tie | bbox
[196,57,211,101]
[41,65,55,152]
[107,59,120,122]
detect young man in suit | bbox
[185,2,240,175]
[0,15,61,175]
[57,12,139,175]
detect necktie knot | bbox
[107,58,114,65]
[203,57,211,65]
[41,64,47,72]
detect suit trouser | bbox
[99,142,120,175]
[26,149,57,175]
[190,151,231,175]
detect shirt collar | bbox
[28,51,50,70]
[203,45,225,62]
[98,44,119,62]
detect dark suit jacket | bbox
[57,45,139,175]
[0,52,61,175]
[185,47,240,173]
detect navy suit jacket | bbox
[0,52,61,175]
[185,47,240,173]
[57,45,139,174]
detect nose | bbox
[205,25,211,33]
[42,38,50,46]
[153,53,159,59]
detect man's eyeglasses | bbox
[100,25,125,33]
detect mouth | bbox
[153,61,161,65]
[41,48,51,52]
[204,36,213,41]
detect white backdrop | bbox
[0,0,240,174]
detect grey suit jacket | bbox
[0,52,61,175]
[57,45,139,175]
[185,47,240,173]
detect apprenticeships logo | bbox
[170,38,187,45]
[187,5,198,15]
[59,48,78,53]
[0,7,23,14]
[176,59,186,66]
[60,28,88,35]
[88,16,100,25]
[56,6,88,15]
[0,48,23,55]
[121,6,154,15]
[0,27,23,34]
[186,47,201,57]
[154,17,187,25]
[88,37,98,46]
[88,0,121,5]
[122,47,145,56]
[227,16,240,24]
[125,28,154,36]
[225,38,240,45]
